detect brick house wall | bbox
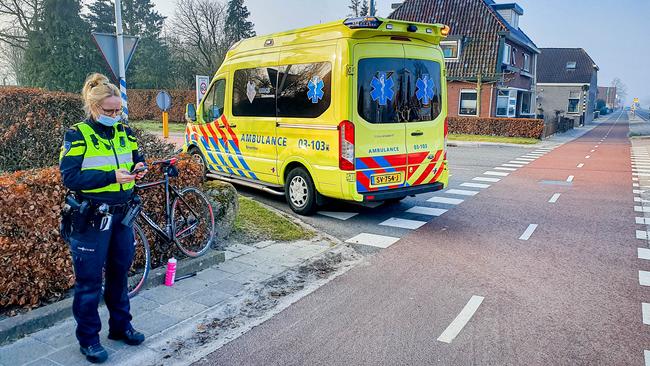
[447,81,497,118]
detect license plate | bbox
[371,173,402,186]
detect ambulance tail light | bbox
[339,120,355,171]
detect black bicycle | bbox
[126,156,216,297]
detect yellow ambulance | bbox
[184,16,449,215]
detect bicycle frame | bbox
[135,168,202,243]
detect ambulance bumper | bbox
[361,182,444,201]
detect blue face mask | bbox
[97,114,121,127]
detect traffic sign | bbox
[91,32,139,82]
[196,75,210,106]
[156,90,171,111]
[634,97,640,104]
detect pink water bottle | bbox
[165,258,177,286]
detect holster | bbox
[121,195,142,228]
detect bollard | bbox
[163,111,169,139]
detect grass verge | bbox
[448,133,540,145]
[130,120,186,134]
[233,196,315,243]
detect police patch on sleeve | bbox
[62,141,72,156]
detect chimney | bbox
[492,3,524,28]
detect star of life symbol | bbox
[307,76,324,104]
[416,75,435,104]
[246,81,256,103]
[370,72,394,106]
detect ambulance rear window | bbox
[357,58,442,123]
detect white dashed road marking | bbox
[484,171,509,177]
[548,193,561,203]
[494,167,517,171]
[519,224,538,240]
[318,211,359,220]
[461,182,490,189]
[585,155,591,159]
[406,206,447,216]
[567,175,574,183]
[510,160,530,165]
[428,197,464,205]
[577,163,584,168]
[502,163,524,168]
[473,177,500,183]
[379,218,427,230]
[516,158,536,162]
[446,189,479,196]
[437,295,485,344]
[637,217,650,225]
[345,233,400,249]
[640,271,650,286]
[639,248,650,260]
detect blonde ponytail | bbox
[81,73,121,118]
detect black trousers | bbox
[68,210,135,347]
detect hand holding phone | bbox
[131,166,147,175]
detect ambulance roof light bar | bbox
[343,17,383,29]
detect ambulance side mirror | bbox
[186,103,197,122]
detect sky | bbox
[152,0,650,105]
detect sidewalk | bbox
[629,111,650,137]
[0,232,359,365]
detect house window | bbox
[502,44,512,65]
[566,61,577,70]
[497,89,517,117]
[511,48,517,66]
[520,92,532,115]
[441,40,460,61]
[567,91,581,113]
[459,89,478,116]
[523,54,530,72]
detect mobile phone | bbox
[131,166,147,175]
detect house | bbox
[536,48,599,125]
[597,86,618,110]
[389,0,540,119]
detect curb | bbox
[0,250,225,346]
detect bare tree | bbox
[0,0,44,50]
[171,0,228,77]
[611,77,627,105]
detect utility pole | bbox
[114,0,129,120]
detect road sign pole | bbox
[114,0,129,121]
[162,111,169,138]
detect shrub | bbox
[0,88,85,172]
[0,155,204,312]
[0,87,179,173]
[126,89,194,123]
[448,117,544,139]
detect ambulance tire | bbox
[285,167,318,215]
[189,147,207,177]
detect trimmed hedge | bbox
[0,88,85,172]
[0,156,204,312]
[127,89,194,123]
[0,87,177,172]
[448,117,544,139]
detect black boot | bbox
[80,343,108,363]
[108,328,145,346]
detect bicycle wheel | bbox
[101,223,150,298]
[171,186,215,257]
[127,223,150,298]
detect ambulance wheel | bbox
[189,147,207,176]
[286,167,317,215]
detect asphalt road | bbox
[238,142,545,243]
[195,111,648,365]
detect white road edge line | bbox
[519,224,538,240]
[548,193,561,203]
[437,295,485,344]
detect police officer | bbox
[60,73,147,363]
